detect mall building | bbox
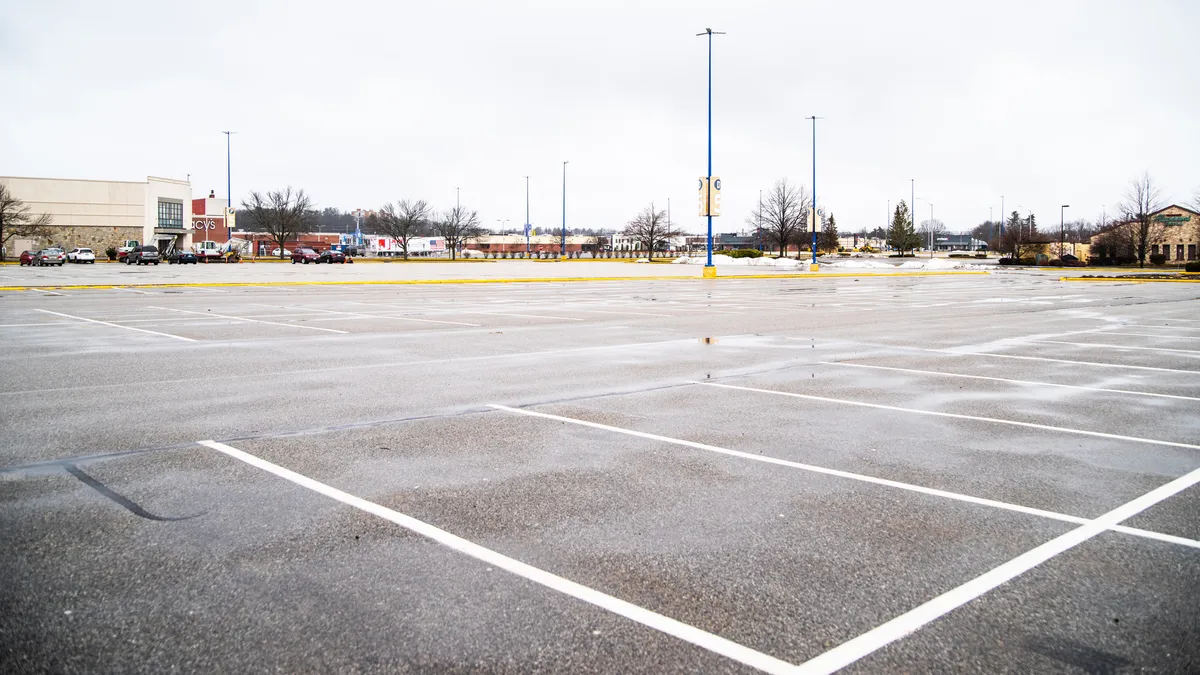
[1,174,193,257]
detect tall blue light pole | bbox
[561,161,568,257]
[809,116,820,265]
[697,28,724,269]
[222,130,234,243]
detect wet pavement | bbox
[1,272,1197,673]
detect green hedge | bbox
[1186,261,1200,273]
[726,249,764,258]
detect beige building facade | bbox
[1,175,192,258]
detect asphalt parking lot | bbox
[1,270,1198,674]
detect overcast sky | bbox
[3,0,1198,234]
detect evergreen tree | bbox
[887,201,918,254]
[819,212,839,252]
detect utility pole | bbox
[910,179,915,255]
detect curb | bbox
[0,270,988,292]
[1060,277,1200,283]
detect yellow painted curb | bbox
[1060,277,1200,283]
[0,270,989,292]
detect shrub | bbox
[998,258,1017,265]
[726,249,763,259]
[1186,261,1200,273]
[1149,253,1167,265]
[105,247,118,261]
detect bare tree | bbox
[918,218,947,252]
[241,187,316,258]
[435,205,484,260]
[622,203,682,259]
[757,178,808,257]
[0,183,54,258]
[1117,172,1167,268]
[377,199,429,259]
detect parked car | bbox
[272,247,293,258]
[34,248,66,266]
[168,250,198,264]
[317,249,348,264]
[66,247,96,264]
[1059,254,1086,267]
[290,248,319,264]
[19,250,35,266]
[125,245,161,265]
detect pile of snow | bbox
[823,260,895,269]
[672,255,808,268]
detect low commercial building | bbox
[468,234,597,255]
[1,175,192,257]
[1090,205,1199,263]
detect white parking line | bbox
[33,309,195,342]
[941,350,1198,374]
[112,286,150,295]
[476,311,585,321]
[147,306,349,334]
[819,361,1200,402]
[257,304,481,327]
[693,381,1200,451]
[789,466,1200,675]
[1030,339,1200,355]
[198,440,793,675]
[487,405,1199,550]
[1094,331,1200,340]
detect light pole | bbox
[455,187,460,212]
[1000,195,1005,240]
[697,27,724,271]
[910,179,916,255]
[917,198,933,257]
[809,116,821,266]
[524,176,531,253]
[222,131,235,243]
[758,189,764,251]
[561,161,568,257]
[1060,204,1070,257]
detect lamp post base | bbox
[809,263,820,272]
[702,265,717,278]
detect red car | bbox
[290,248,319,264]
[19,250,35,266]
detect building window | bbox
[1177,244,1185,261]
[157,200,183,229]
[1189,244,1196,261]
[1151,244,1160,256]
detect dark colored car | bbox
[126,245,161,265]
[34,248,66,266]
[317,250,348,264]
[168,250,198,264]
[19,250,35,266]
[1059,254,1085,267]
[291,248,319,264]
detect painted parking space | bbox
[1,272,1197,673]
